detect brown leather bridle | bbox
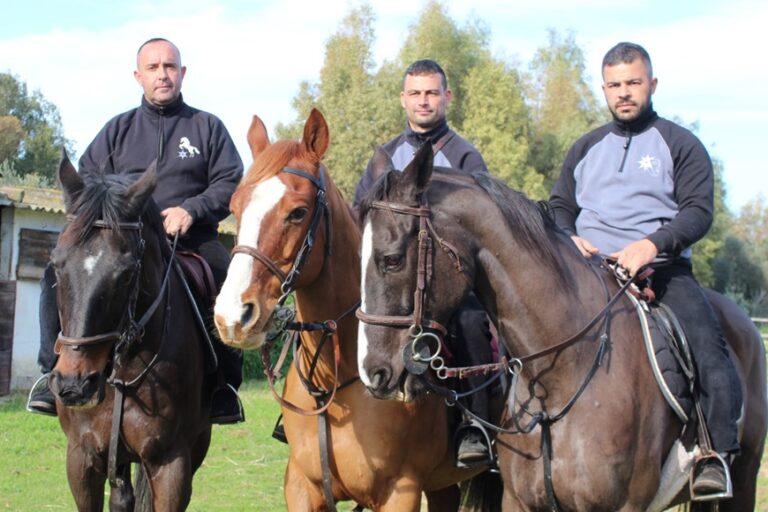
[355,197,464,340]
[231,165,331,306]
[54,217,172,354]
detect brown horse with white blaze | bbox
[356,143,767,511]
[213,109,496,511]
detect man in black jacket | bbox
[28,38,245,424]
[355,60,494,467]
[549,42,741,498]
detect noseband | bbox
[355,198,463,339]
[231,165,332,305]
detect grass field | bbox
[2,380,768,511]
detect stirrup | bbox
[690,452,732,501]
[272,414,288,444]
[26,373,57,416]
[453,418,495,469]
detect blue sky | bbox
[3,0,766,212]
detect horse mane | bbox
[69,173,168,258]
[469,171,564,272]
[242,140,313,185]
[360,167,567,277]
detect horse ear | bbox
[369,146,394,181]
[302,108,329,160]
[125,161,158,218]
[58,149,84,211]
[391,143,433,202]
[247,115,270,158]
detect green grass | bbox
[0,381,289,511]
[2,381,768,511]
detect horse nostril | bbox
[240,303,254,326]
[370,367,391,392]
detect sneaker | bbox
[456,429,491,467]
[210,384,245,424]
[691,457,732,500]
[26,373,57,416]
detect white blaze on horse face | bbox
[83,250,104,276]
[214,176,286,334]
[357,220,374,387]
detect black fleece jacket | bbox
[79,94,243,247]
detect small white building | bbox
[0,185,236,395]
[0,186,65,394]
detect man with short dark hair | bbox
[354,59,494,467]
[549,41,742,498]
[28,38,245,424]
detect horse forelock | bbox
[242,139,312,186]
[66,173,166,257]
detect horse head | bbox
[214,108,331,350]
[356,144,475,401]
[49,152,159,409]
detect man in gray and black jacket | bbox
[550,42,742,498]
[355,59,494,467]
[29,38,245,424]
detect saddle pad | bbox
[626,293,694,423]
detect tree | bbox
[463,58,544,198]
[275,4,381,197]
[526,30,606,190]
[0,73,72,184]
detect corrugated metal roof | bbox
[0,185,237,235]
[0,186,65,213]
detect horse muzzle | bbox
[49,370,105,408]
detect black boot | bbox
[27,373,57,416]
[454,419,493,468]
[210,383,245,424]
[691,454,732,500]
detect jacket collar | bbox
[404,118,450,147]
[611,104,658,135]
[140,93,185,117]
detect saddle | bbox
[622,276,734,503]
[175,250,218,304]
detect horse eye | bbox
[287,207,308,224]
[382,254,403,273]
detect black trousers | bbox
[447,293,493,423]
[38,238,242,391]
[651,260,742,455]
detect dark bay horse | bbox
[49,155,214,511]
[213,109,495,511]
[356,144,767,511]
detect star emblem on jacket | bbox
[637,154,661,176]
[178,136,201,159]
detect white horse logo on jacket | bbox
[178,137,201,158]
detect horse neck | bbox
[293,187,361,379]
[462,202,608,371]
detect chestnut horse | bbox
[49,155,214,511]
[213,109,497,511]
[356,144,767,511]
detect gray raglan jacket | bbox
[549,107,713,261]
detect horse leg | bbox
[65,444,106,511]
[717,449,761,512]
[425,485,459,512]
[107,463,135,512]
[144,451,193,512]
[284,457,323,511]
